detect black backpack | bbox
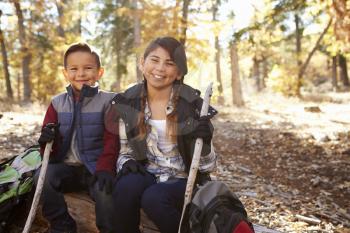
[188,181,255,233]
[0,145,41,232]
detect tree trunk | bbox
[76,1,82,36]
[17,73,20,101]
[0,11,13,99]
[180,0,190,46]
[212,0,224,104]
[230,42,244,107]
[332,56,338,91]
[295,13,303,95]
[172,0,181,34]
[55,0,66,38]
[262,57,268,88]
[13,1,32,101]
[114,40,121,92]
[253,56,261,92]
[338,54,350,87]
[215,37,224,104]
[133,0,142,83]
[295,14,302,68]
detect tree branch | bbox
[298,18,333,79]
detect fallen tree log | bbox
[66,193,282,233]
[29,192,282,233]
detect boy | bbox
[37,43,118,233]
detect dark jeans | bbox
[113,172,187,233]
[34,163,116,233]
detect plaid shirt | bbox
[116,96,216,183]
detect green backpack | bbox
[0,145,41,232]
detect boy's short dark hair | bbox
[64,42,101,68]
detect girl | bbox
[108,36,217,233]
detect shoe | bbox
[46,214,77,233]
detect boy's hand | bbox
[116,160,146,180]
[93,171,114,194]
[38,123,60,144]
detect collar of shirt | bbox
[144,87,175,122]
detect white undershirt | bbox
[64,130,83,165]
[148,119,175,153]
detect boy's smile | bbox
[63,51,104,93]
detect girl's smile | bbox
[141,47,181,91]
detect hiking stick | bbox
[22,141,53,233]
[178,82,213,233]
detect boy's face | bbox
[63,51,103,92]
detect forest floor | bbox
[0,90,349,233]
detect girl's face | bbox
[141,46,181,91]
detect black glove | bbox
[193,116,213,144]
[117,160,146,180]
[93,171,114,194]
[196,172,211,186]
[38,123,60,144]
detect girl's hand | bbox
[116,160,146,180]
[192,116,213,145]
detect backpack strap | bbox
[203,195,248,219]
[0,184,10,194]
[0,158,15,170]
[199,195,250,233]
[0,145,40,169]
[188,202,203,233]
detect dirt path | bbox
[0,106,42,160]
[0,92,349,233]
[212,92,350,233]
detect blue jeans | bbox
[34,163,117,233]
[113,172,187,233]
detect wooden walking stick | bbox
[178,82,213,233]
[22,141,53,233]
